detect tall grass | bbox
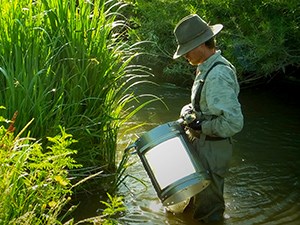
[0,0,152,169]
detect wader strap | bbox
[193,61,228,112]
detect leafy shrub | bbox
[0,108,129,225]
[0,109,80,224]
[126,0,300,86]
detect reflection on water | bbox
[116,83,300,225]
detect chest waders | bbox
[191,62,235,223]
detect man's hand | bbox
[187,119,202,130]
[179,104,202,130]
[180,104,193,118]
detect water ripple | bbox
[116,84,300,225]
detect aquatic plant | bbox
[73,193,126,225]
[0,0,153,171]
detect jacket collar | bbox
[197,50,222,76]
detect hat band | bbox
[178,27,209,45]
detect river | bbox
[116,82,300,225]
[74,81,300,224]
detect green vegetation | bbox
[2,0,298,223]
[0,0,152,170]
[0,0,155,223]
[125,0,300,86]
[100,193,126,225]
[0,110,77,224]
[0,109,127,224]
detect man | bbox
[173,14,244,223]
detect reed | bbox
[0,0,152,170]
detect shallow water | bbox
[74,82,300,225]
[116,82,300,225]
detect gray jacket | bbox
[191,50,244,137]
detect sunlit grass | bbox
[0,109,80,224]
[0,108,129,224]
[0,0,153,170]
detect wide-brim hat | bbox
[173,14,223,59]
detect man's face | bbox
[184,44,206,66]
